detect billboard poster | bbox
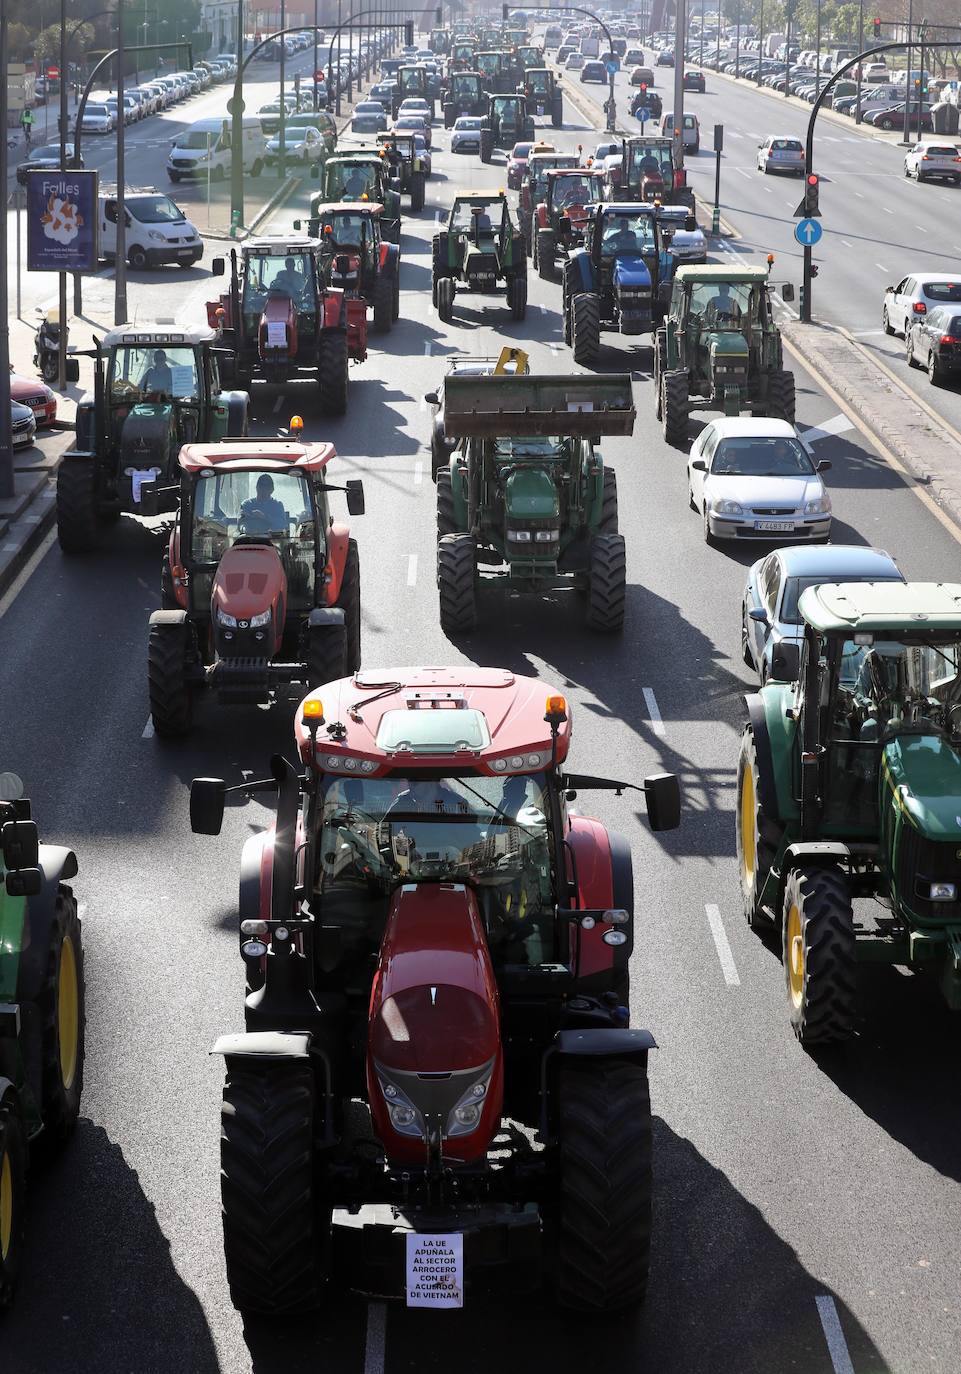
[26,169,99,272]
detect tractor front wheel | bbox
[436,467,457,536]
[392,272,401,320]
[509,274,528,321]
[0,1094,27,1310]
[56,461,101,554]
[437,533,477,636]
[37,891,85,1149]
[766,368,796,423]
[661,370,690,448]
[437,276,455,323]
[554,1057,652,1312]
[317,329,349,416]
[409,170,426,211]
[336,536,362,675]
[480,129,494,163]
[306,619,348,688]
[537,228,556,280]
[443,101,455,128]
[572,293,601,367]
[781,865,857,1045]
[736,728,781,931]
[372,274,393,333]
[586,533,626,632]
[147,619,194,737]
[551,95,563,128]
[431,233,445,305]
[220,1059,324,1315]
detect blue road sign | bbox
[605,60,618,75]
[636,105,650,122]
[794,217,823,247]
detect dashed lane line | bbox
[875,263,888,272]
[642,687,665,737]
[815,1296,855,1374]
[414,459,423,484]
[705,904,740,987]
[272,395,283,413]
[915,224,928,233]
[142,717,155,740]
[364,1301,387,1374]
[406,554,418,587]
[424,341,432,356]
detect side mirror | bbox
[643,772,680,832]
[190,778,226,835]
[2,818,39,869]
[346,479,365,516]
[424,390,439,405]
[816,459,832,472]
[211,256,225,277]
[691,457,707,472]
[748,607,769,625]
[6,867,42,897]
[312,163,321,179]
[781,283,795,302]
[65,358,80,383]
[293,218,303,230]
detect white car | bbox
[450,115,484,153]
[883,273,961,337]
[687,418,833,544]
[73,103,114,134]
[756,135,805,175]
[903,140,961,184]
[399,97,432,122]
[264,126,325,167]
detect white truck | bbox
[99,190,203,269]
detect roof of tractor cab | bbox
[317,201,385,214]
[798,581,961,634]
[454,191,507,203]
[601,200,657,214]
[293,666,572,769]
[243,233,322,253]
[102,323,218,348]
[548,167,604,179]
[674,264,771,283]
[178,439,336,474]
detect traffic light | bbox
[503,3,509,18]
[804,172,820,217]
[436,5,442,21]
[872,16,881,38]
[404,19,413,46]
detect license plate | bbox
[177,248,193,257]
[406,1232,463,1309]
[756,520,794,531]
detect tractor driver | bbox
[238,474,289,535]
[270,255,306,298]
[343,164,372,199]
[140,349,173,396]
[704,281,743,327]
[602,216,640,254]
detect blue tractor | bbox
[562,203,697,367]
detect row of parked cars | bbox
[71,55,238,136]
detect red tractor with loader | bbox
[190,668,680,1314]
[146,430,364,737]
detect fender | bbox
[149,608,188,628]
[744,693,779,822]
[240,829,271,933]
[569,247,594,294]
[566,816,635,988]
[383,242,400,277]
[325,521,350,604]
[222,390,249,438]
[784,841,852,867]
[536,202,549,229]
[555,1027,657,1058]
[323,290,345,329]
[211,1030,310,1060]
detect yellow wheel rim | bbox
[0,1148,12,1264]
[786,903,804,1008]
[58,934,79,1092]
[740,764,756,887]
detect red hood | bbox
[259,294,297,359]
[210,542,287,622]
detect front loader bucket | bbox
[442,374,636,439]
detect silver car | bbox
[741,545,904,683]
[450,115,484,153]
[756,135,805,175]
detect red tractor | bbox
[146,431,364,737]
[517,148,581,256]
[533,166,606,280]
[206,234,355,416]
[298,202,402,337]
[190,668,680,1314]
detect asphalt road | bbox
[2,59,961,1374]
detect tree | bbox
[35,22,96,67]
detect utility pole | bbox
[672,0,686,173]
[0,6,13,501]
[279,0,286,176]
[115,0,128,324]
[58,0,69,389]
[901,0,914,145]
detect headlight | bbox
[217,608,238,627]
[930,882,956,901]
[446,1069,493,1138]
[804,497,831,515]
[148,231,166,241]
[249,609,272,627]
[507,528,532,542]
[711,498,743,516]
[378,1078,425,1138]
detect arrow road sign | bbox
[794,218,823,247]
[636,105,650,122]
[605,59,618,75]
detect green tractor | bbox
[56,325,249,554]
[519,66,563,126]
[432,192,528,322]
[391,64,434,119]
[480,94,535,161]
[0,772,84,1309]
[442,69,487,126]
[737,580,961,1045]
[311,151,401,243]
[475,49,514,94]
[430,372,635,635]
[376,130,428,211]
[653,265,796,449]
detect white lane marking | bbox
[854,191,864,198]
[915,224,928,233]
[142,717,155,740]
[272,395,283,413]
[406,554,418,587]
[424,341,432,355]
[815,1296,855,1374]
[540,303,549,313]
[705,904,740,987]
[852,328,886,336]
[414,459,423,484]
[883,207,894,214]
[763,185,772,194]
[364,1301,387,1374]
[802,413,855,442]
[642,687,665,737]
[840,239,852,248]
[734,166,751,178]
[875,263,888,271]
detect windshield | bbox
[314,771,556,962]
[326,161,379,199]
[627,143,673,180]
[108,345,200,402]
[835,637,961,735]
[551,174,601,206]
[688,279,755,328]
[128,195,185,224]
[243,251,316,306]
[600,211,656,254]
[450,199,505,233]
[320,211,371,246]
[455,117,483,129]
[711,436,814,477]
[528,71,550,91]
[86,105,109,117]
[176,129,218,149]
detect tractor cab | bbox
[533,168,605,278]
[450,41,477,69]
[514,44,542,77]
[375,130,428,209]
[521,150,581,221]
[476,50,512,93]
[315,153,400,242]
[482,94,535,158]
[616,136,692,207]
[444,69,486,125]
[428,27,450,53]
[433,193,527,322]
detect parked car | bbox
[756,135,805,175]
[742,545,903,682]
[9,368,56,426]
[16,143,83,185]
[11,399,36,448]
[883,274,961,337]
[687,418,833,544]
[903,139,961,184]
[906,306,961,384]
[71,103,113,134]
[868,102,933,132]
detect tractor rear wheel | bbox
[522,216,533,257]
[336,537,362,674]
[0,1095,27,1311]
[431,234,445,306]
[437,533,477,636]
[306,619,347,687]
[736,728,781,931]
[554,1057,652,1312]
[37,891,85,1150]
[220,1059,325,1315]
[509,274,527,321]
[781,865,857,1045]
[409,170,426,211]
[147,619,194,737]
[317,329,349,417]
[662,370,689,448]
[537,228,555,280]
[56,461,101,554]
[598,467,618,533]
[436,467,457,536]
[161,555,178,610]
[443,102,455,128]
[392,272,400,321]
[372,274,393,333]
[766,368,796,423]
[436,276,455,323]
[480,129,494,163]
[572,293,601,367]
[586,533,626,633]
[552,95,563,128]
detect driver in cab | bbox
[343,165,371,199]
[139,348,173,396]
[602,216,640,254]
[270,256,306,297]
[704,280,743,327]
[239,474,288,534]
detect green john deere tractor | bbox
[519,66,563,126]
[312,151,401,243]
[480,94,535,160]
[431,372,635,635]
[653,264,796,448]
[0,772,84,1309]
[391,63,434,119]
[376,130,428,211]
[737,580,961,1045]
[431,192,527,322]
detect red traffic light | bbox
[807,174,819,186]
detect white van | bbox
[660,111,700,152]
[166,116,266,183]
[99,190,202,269]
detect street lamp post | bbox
[115,0,127,325]
[0,5,13,501]
[313,0,320,107]
[855,0,864,122]
[901,0,914,145]
[757,0,764,87]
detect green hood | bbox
[504,466,559,520]
[882,734,961,839]
[708,332,748,361]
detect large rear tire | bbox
[586,532,626,632]
[409,170,426,211]
[781,865,857,1045]
[554,1057,652,1312]
[766,368,796,423]
[436,275,455,324]
[480,129,493,163]
[0,1095,27,1312]
[436,467,457,537]
[437,533,477,636]
[147,620,193,737]
[509,274,527,321]
[317,329,349,417]
[335,537,362,675]
[56,461,101,554]
[37,891,85,1149]
[372,274,393,334]
[306,620,347,688]
[220,1059,324,1315]
[537,227,555,280]
[736,728,780,931]
[598,467,618,533]
[662,370,689,448]
[572,293,600,366]
[431,233,446,307]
